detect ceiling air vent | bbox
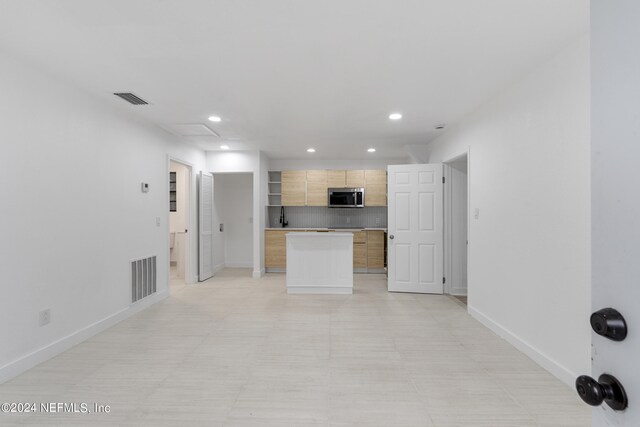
[114,92,149,105]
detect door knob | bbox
[389,235,394,240]
[575,374,628,411]
[591,308,627,341]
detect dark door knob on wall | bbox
[575,374,628,411]
[590,308,627,341]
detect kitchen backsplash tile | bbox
[268,206,387,229]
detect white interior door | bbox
[388,164,443,293]
[198,171,214,281]
[589,2,639,425]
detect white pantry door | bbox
[589,1,640,425]
[198,172,214,281]
[387,164,443,293]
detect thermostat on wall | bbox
[141,182,149,193]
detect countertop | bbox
[265,227,387,231]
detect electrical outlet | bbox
[39,309,51,327]
[155,217,161,227]
[474,208,480,220]
[346,217,351,224]
[375,217,381,225]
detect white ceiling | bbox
[0,0,588,159]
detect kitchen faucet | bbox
[280,206,288,228]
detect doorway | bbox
[213,173,254,274]
[169,159,192,288]
[444,153,469,301]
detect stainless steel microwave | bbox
[328,188,365,208]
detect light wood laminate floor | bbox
[0,269,589,426]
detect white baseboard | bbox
[0,290,169,384]
[224,261,253,268]
[252,268,265,278]
[468,305,576,387]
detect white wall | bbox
[423,35,591,386]
[214,174,254,268]
[0,51,206,382]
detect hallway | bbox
[0,270,588,426]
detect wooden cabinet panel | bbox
[265,230,287,268]
[365,169,387,184]
[353,231,367,243]
[328,170,346,187]
[367,230,385,269]
[281,170,306,206]
[365,170,387,206]
[265,230,308,268]
[346,170,365,187]
[353,242,367,268]
[365,184,387,206]
[306,170,328,206]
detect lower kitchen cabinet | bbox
[265,229,386,272]
[265,230,287,268]
[353,231,367,268]
[367,230,385,269]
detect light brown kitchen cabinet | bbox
[353,231,367,268]
[328,170,346,187]
[367,230,385,269]
[346,170,365,187]
[265,229,309,268]
[272,169,387,207]
[364,170,387,206]
[265,230,287,268]
[306,170,328,206]
[266,229,387,272]
[281,170,306,206]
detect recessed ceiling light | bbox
[208,116,222,122]
[367,148,376,153]
[307,148,316,153]
[389,113,402,120]
[435,124,446,130]
[220,145,229,150]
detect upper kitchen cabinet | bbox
[346,170,365,187]
[275,169,387,207]
[281,170,307,206]
[365,169,387,206]
[327,170,346,187]
[306,170,328,206]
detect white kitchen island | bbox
[286,232,353,294]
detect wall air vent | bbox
[131,256,157,303]
[114,92,149,105]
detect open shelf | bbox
[268,171,283,207]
